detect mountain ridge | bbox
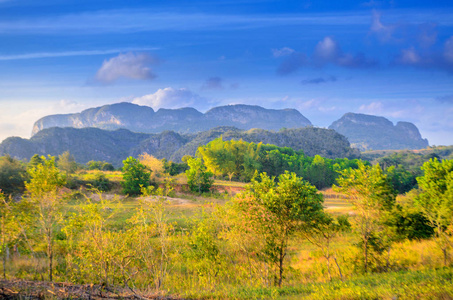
[32,103,312,136]
[329,112,429,151]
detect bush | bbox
[92,173,111,192]
[121,157,151,196]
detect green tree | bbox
[121,157,151,196]
[25,155,66,281]
[87,161,114,171]
[415,158,453,265]
[0,192,21,278]
[0,155,27,195]
[334,162,396,273]
[57,151,77,175]
[235,171,324,286]
[185,157,213,194]
[28,154,44,169]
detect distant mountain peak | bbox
[329,112,428,151]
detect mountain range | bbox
[0,103,429,165]
[32,103,312,135]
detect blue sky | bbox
[0,0,452,146]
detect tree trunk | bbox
[2,247,5,279]
[364,238,368,273]
[278,239,286,287]
[325,256,332,281]
[1,215,5,279]
[48,231,53,282]
[386,246,391,271]
[333,254,343,281]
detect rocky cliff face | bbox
[329,113,429,151]
[32,103,312,135]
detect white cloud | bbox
[95,52,157,83]
[132,87,209,110]
[314,37,339,62]
[311,36,376,68]
[272,47,295,57]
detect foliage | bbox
[87,160,114,171]
[138,152,165,180]
[198,137,261,181]
[0,155,27,195]
[234,172,324,286]
[0,192,21,278]
[386,206,434,241]
[121,157,151,196]
[375,151,444,193]
[25,155,66,281]
[415,158,453,265]
[63,193,125,286]
[91,173,112,192]
[28,154,44,169]
[334,161,396,272]
[185,157,214,193]
[57,151,78,175]
[198,137,362,189]
[162,158,188,176]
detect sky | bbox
[0,0,452,146]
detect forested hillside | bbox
[0,126,359,167]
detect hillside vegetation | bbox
[0,126,359,167]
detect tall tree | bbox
[235,171,324,286]
[185,157,213,194]
[334,161,396,273]
[25,155,66,281]
[0,192,21,278]
[57,151,77,175]
[415,158,453,265]
[138,153,165,180]
[121,157,151,196]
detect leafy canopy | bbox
[121,156,151,196]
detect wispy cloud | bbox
[0,10,382,35]
[0,47,159,61]
[370,10,397,42]
[94,52,159,83]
